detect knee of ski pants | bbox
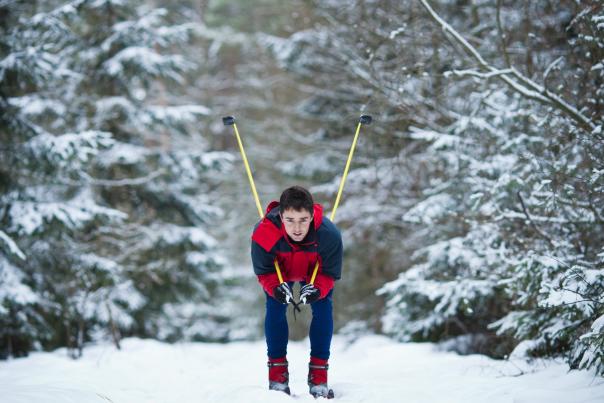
[264,282,294,316]
[310,288,333,316]
[302,282,334,308]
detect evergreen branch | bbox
[545,195,604,225]
[545,295,603,308]
[498,211,594,225]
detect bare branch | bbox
[81,170,166,187]
[447,68,514,79]
[516,191,555,248]
[417,0,597,133]
[543,56,564,90]
[523,0,534,77]
[496,0,511,67]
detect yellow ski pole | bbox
[223,116,285,284]
[309,115,372,285]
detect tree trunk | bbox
[106,302,122,350]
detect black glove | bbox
[300,283,321,304]
[273,283,294,305]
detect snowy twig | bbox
[546,293,603,308]
[447,68,514,79]
[496,212,593,225]
[81,170,166,187]
[553,195,604,225]
[516,191,555,247]
[543,56,564,90]
[417,0,597,133]
[496,359,526,377]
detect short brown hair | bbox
[279,185,314,216]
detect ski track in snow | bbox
[1,335,603,403]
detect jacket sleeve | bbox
[251,239,280,296]
[313,272,335,298]
[317,219,343,280]
[313,218,343,297]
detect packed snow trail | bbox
[1,335,603,403]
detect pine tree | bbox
[375,0,604,371]
[0,0,235,358]
[1,0,125,357]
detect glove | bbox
[273,283,294,305]
[300,283,321,304]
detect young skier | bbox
[251,185,343,398]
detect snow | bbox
[591,314,604,333]
[402,193,456,224]
[146,104,211,121]
[152,224,217,249]
[8,96,66,117]
[97,141,149,166]
[509,339,542,360]
[9,197,127,236]
[0,230,26,260]
[389,26,406,39]
[0,257,39,310]
[0,335,602,403]
[103,46,193,79]
[26,130,115,169]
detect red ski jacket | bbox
[251,201,343,299]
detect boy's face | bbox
[280,208,313,242]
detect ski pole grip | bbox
[223,116,236,126]
[359,115,372,124]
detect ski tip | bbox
[359,115,372,125]
[222,116,235,126]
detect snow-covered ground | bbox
[1,335,603,403]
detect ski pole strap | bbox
[291,301,302,321]
[309,363,329,370]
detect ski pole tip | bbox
[222,116,236,126]
[359,115,372,124]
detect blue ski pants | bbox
[265,282,334,360]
